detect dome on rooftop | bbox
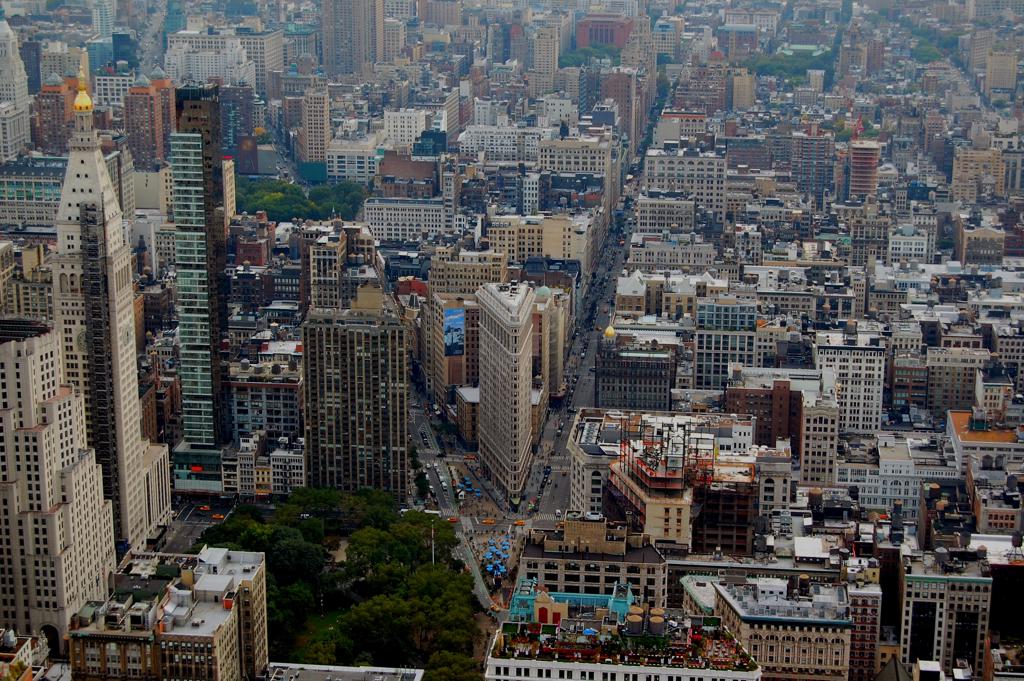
[604,325,616,339]
[535,285,551,301]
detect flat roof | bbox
[949,411,1021,444]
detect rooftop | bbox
[264,664,423,681]
[491,616,758,673]
[714,579,852,626]
[948,410,1023,444]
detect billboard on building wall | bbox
[443,308,465,357]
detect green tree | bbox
[268,536,327,586]
[424,652,482,681]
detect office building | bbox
[226,361,302,442]
[220,84,255,155]
[68,547,268,681]
[167,29,283,96]
[694,297,758,390]
[362,197,446,241]
[595,328,674,410]
[0,13,30,161]
[792,127,835,207]
[899,548,992,675]
[124,74,166,172]
[298,88,330,165]
[477,282,535,502]
[51,80,171,550]
[926,347,992,419]
[986,50,1017,97]
[0,320,116,657]
[518,515,668,607]
[952,147,1006,202]
[814,325,885,434]
[715,578,853,681]
[322,0,384,76]
[171,84,230,492]
[31,72,75,155]
[303,284,409,497]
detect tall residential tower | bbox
[171,84,230,491]
[303,284,409,497]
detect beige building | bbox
[956,223,1005,265]
[814,326,886,434]
[952,147,1006,202]
[421,245,507,404]
[477,282,535,501]
[715,579,852,681]
[632,192,697,234]
[643,147,727,220]
[529,26,560,96]
[51,82,171,551]
[926,346,992,418]
[0,320,116,657]
[68,547,268,681]
[985,50,1017,98]
[321,0,383,76]
[382,18,406,62]
[518,515,669,607]
[487,212,597,281]
[302,284,409,497]
[538,132,619,207]
[298,89,331,164]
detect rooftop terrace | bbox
[492,616,758,672]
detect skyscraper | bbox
[0,320,116,657]
[322,0,384,76]
[124,73,165,171]
[31,71,75,154]
[791,124,835,208]
[171,84,229,491]
[220,84,255,155]
[92,0,113,39]
[477,282,535,503]
[51,79,171,551]
[0,9,31,160]
[303,283,409,497]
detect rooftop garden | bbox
[493,622,758,671]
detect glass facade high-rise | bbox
[171,84,228,492]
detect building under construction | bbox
[600,411,758,555]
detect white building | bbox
[0,320,116,656]
[0,15,30,161]
[457,124,557,162]
[814,326,886,434]
[91,73,134,107]
[166,27,283,95]
[643,147,727,219]
[326,132,385,183]
[383,108,431,149]
[835,434,960,520]
[92,0,113,38]
[477,282,535,500]
[165,39,257,88]
[51,82,172,551]
[362,196,447,241]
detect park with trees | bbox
[193,488,483,681]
